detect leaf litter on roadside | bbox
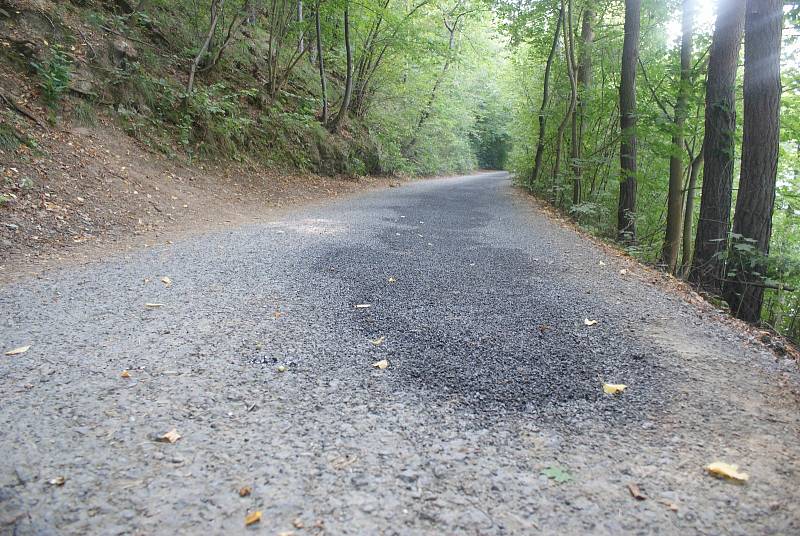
[154,429,181,444]
[369,336,385,346]
[603,383,627,395]
[244,511,262,526]
[4,345,30,356]
[541,466,572,483]
[627,483,646,500]
[372,359,389,369]
[161,276,172,287]
[584,318,598,326]
[706,461,749,483]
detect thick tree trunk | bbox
[315,2,328,123]
[531,4,563,186]
[725,0,783,322]
[689,0,745,291]
[617,0,640,242]
[661,0,694,272]
[554,0,577,203]
[330,2,352,132]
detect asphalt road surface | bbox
[2,172,799,535]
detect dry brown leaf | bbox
[120,370,131,378]
[4,345,30,356]
[372,359,389,369]
[584,319,598,326]
[706,461,749,482]
[155,429,181,444]
[627,483,646,500]
[49,476,66,486]
[603,383,627,395]
[238,486,252,497]
[658,499,679,512]
[244,511,262,526]
[369,336,385,346]
[144,303,164,308]
[161,276,172,287]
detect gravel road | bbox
[2,171,799,535]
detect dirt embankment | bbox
[0,116,405,283]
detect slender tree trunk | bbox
[298,0,304,54]
[315,1,328,123]
[617,0,640,242]
[565,0,580,206]
[187,0,224,95]
[661,0,695,272]
[531,4,563,186]
[690,0,745,291]
[680,147,703,276]
[573,7,594,203]
[553,0,576,200]
[330,1,352,132]
[725,0,783,322]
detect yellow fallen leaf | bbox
[603,383,627,394]
[156,429,181,443]
[145,303,164,308]
[4,345,30,356]
[49,476,66,486]
[372,359,389,369]
[245,511,262,526]
[369,336,385,346]
[388,277,396,283]
[277,365,287,372]
[161,276,172,287]
[120,370,131,378]
[238,486,252,497]
[584,319,598,326]
[706,461,749,482]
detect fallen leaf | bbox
[4,345,30,356]
[599,261,606,266]
[369,336,385,346]
[627,483,646,500]
[273,310,283,319]
[541,466,572,483]
[161,276,172,287]
[155,429,181,444]
[244,511,262,526]
[49,476,66,486]
[584,319,598,326]
[658,499,679,512]
[354,304,372,309]
[120,370,131,378]
[603,383,627,395]
[372,359,389,369]
[620,269,629,275]
[293,518,305,529]
[277,532,295,536]
[388,277,396,283]
[277,365,287,373]
[145,303,164,308]
[706,461,749,482]
[238,486,252,497]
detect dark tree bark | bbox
[680,147,703,276]
[725,0,783,322]
[330,1,353,132]
[530,3,563,186]
[617,0,640,242]
[690,0,745,290]
[315,1,328,123]
[572,7,594,203]
[661,0,695,272]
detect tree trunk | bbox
[315,1,328,123]
[725,0,783,322]
[298,0,304,54]
[573,7,594,203]
[531,4,563,186]
[689,0,745,291]
[680,147,703,276]
[187,0,225,95]
[661,0,694,272]
[565,0,580,206]
[330,1,352,132]
[617,0,640,242]
[553,0,577,201]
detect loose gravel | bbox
[1,172,799,535]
